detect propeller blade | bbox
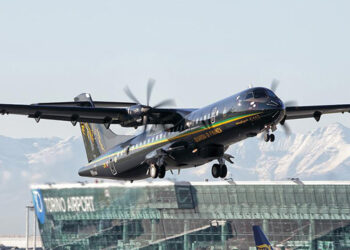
[271,79,279,92]
[153,99,176,108]
[146,79,155,106]
[282,122,292,136]
[124,86,141,104]
[284,100,298,107]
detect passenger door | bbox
[211,107,218,124]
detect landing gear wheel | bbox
[158,165,166,179]
[269,134,275,142]
[264,133,270,142]
[212,164,220,178]
[220,164,227,178]
[149,165,159,179]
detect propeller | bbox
[284,100,298,107]
[124,79,176,134]
[270,79,279,92]
[269,79,298,137]
[281,121,292,136]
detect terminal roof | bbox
[31,180,350,190]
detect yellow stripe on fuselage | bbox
[87,112,261,166]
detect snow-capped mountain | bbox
[1,123,350,234]
[186,123,350,182]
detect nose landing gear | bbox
[264,133,275,142]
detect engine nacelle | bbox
[127,105,143,116]
[127,105,151,116]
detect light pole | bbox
[25,205,34,250]
[33,210,37,250]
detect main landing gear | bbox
[211,164,228,178]
[149,164,166,179]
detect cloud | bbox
[26,137,77,166]
[193,164,209,176]
[2,170,12,182]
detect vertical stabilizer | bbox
[253,225,273,250]
[74,93,131,163]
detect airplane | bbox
[253,225,273,250]
[1,79,350,181]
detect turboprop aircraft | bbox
[1,79,350,181]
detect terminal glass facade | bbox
[31,181,350,249]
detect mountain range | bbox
[1,123,350,234]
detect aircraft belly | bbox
[166,115,267,166]
[117,152,146,173]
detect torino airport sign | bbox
[44,196,95,213]
[32,190,95,224]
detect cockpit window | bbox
[245,92,254,100]
[253,89,268,99]
[266,89,277,98]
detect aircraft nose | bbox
[267,97,284,110]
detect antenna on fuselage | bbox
[248,84,253,89]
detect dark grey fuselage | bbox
[79,87,285,180]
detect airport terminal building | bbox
[31,181,350,249]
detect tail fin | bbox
[75,93,132,163]
[253,225,273,250]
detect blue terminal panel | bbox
[31,181,350,249]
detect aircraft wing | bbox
[285,104,350,121]
[0,103,193,127]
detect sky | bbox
[1,1,350,138]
